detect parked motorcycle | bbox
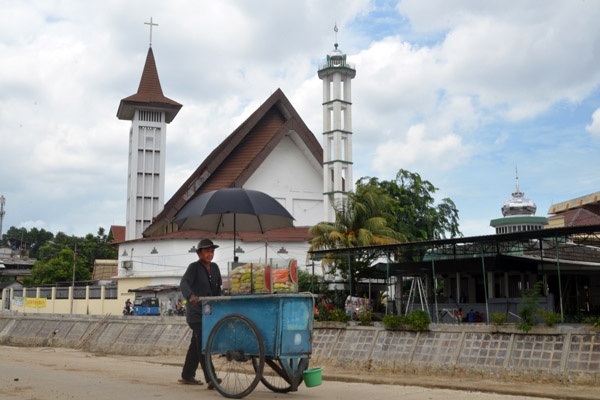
[123,305,134,315]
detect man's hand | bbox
[188,294,200,306]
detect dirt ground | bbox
[0,345,598,400]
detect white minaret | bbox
[318,26,356,222]
[117,19,182,240]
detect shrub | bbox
[538,309,562,326]
[382,314,406,330]
[358,311,373,326]
[328,308,349,322]
[516,281,543,333]
[407,309,431,331]
[594,318,600,331]
[315,302,330,322]
[490,312,508,325]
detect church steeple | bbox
[318,25,356,222]
[117,19,182,241]
[117,46,182,123]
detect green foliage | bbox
[538,309,562,327]
[516,281,543,333]
[490,312,508,325]
[407,309,431,331]
[315,302,330,322]
[594,318,600,331]
[383,311,431,331]
[298,270,326,293]
[309,179,406,290]
[7,226,117,286]
[374,169,462,241]
[382,314,406,330]
[328,308,349,322]
[358,311,373,326]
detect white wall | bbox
[244,134,323,227]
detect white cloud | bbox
[1,1,599,238]
[372,123,471,180]
[585,108,600,137]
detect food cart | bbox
[200,293,314,398]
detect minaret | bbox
[318,26,356,222]
[117,19,182,240]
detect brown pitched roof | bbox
[109,225,126,244]
[116,47,182,123]
[143,88,322,237]
[556,208,600,227]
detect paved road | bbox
[0,346,588,400]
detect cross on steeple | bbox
[144,17,158,47]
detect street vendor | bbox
[179,238,223,389]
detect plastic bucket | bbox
[303,367,323,387]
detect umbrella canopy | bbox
[173,188,295,260]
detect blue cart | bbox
[200,293,314,398]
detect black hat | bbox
[197,238,219,250]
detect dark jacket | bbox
[180,260,222,324]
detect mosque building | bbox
[489,172,548,234]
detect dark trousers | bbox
[181,322,209,382]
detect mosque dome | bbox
[501,175,537,217]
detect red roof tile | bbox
[109,225,126,244]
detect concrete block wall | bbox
[310,324,600,385]
[1,313,599,385]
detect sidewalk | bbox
[144,354,600,400]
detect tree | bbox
[2,226,54,259]
[309,180,405,294]
[27,246,91,285]
[5,226,117,286]
[373,169,461,242]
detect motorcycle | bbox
[123,305,134,315]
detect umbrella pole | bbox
[233,214,238,263]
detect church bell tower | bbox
[116,19,182,240]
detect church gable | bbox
[245,133,324,227]
[144,89,322,237]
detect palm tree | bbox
[309,182,405,294]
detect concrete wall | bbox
[1,313,598,385]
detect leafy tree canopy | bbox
[309,178,406,292]
[369,169,462,241]
[309,169,462,291]
[2,226,117,286]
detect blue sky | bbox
[1,0,599,239]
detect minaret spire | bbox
[318,27,356,222]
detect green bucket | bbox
[303,367,323,387]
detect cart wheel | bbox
[253,357,303,393]
[205,314,265,399]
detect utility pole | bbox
[0,195,5,240]
[71,243,77,314]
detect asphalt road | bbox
[0,346,591,400]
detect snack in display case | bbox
[229,263,269,294]
[270,259,298,293]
